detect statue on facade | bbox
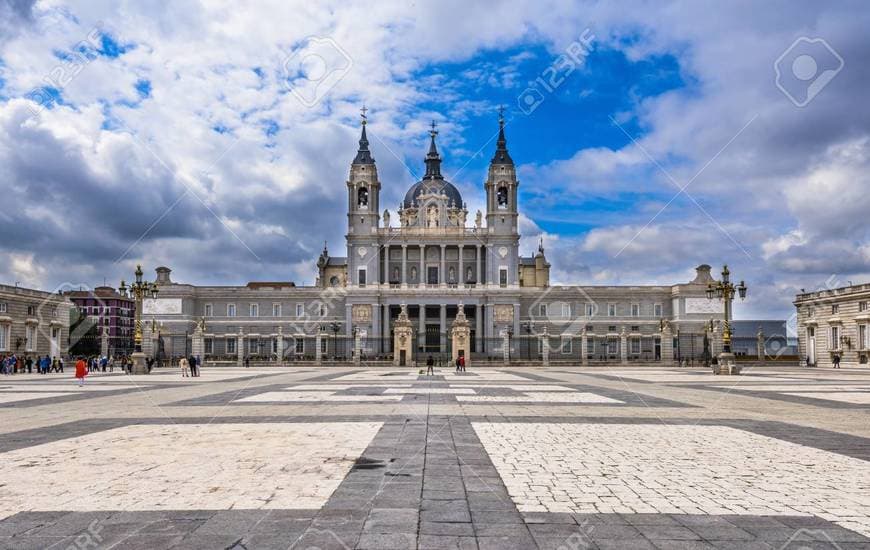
[427,205,439,227]
[475,209,482,229]
[383,209,390,227]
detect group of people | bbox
[424,354,466,375]
[1,354,64,375]
[178,355,202,377]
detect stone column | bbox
[142,323,153,357]
[418,303,426,350]
[353,329,362,366]
[620,327,628,365]
[419,245,425,285]
[276,326,284,366]
[475,245,482,286]
[440,244,446,287]
[315,331,322,366]
[661,324,674,365]
[580,327,588,366]
[475,305,483,357]
[100,330,109,358]
[237,329,244,367]
[440,304,447,355]
[401,245,408,288]
[502,329,510,365]
[541,326,550,366]
[458,244,464,287]
[383,244,389,285]
[711,322,723,357]
[383,304,391,354]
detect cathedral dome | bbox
[402,123,464,209]
[402,178,463,209]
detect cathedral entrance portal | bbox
[425,325,441,354]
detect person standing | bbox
[188,354,198,377]
[75,357,88,387]
[833,354,841,369]
[179,356,189,377]
[459,354,466,372]
[25,356,33,374]
[426,354,434,376]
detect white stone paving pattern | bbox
[0,422,381,520]
[449,384,576,391]
[235,391,404,402]
[457,392,623,403]
[783,392,870,404]
[383,387,476,394]
[0,392,72,404]
[472,422,870,536]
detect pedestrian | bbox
[41,355,50,375]
[74,356,87,387]
[244,356,250,368]
[459,354,466,372]
[833,354,841,369]
[109,356,115,373]
[426,354,434,376]
[188,354,198,377]
[25,356,33,374]
[1,355,8,376]
[455,355,461,372]
[179,356,189,377]
[9,354,17,375]
[58,357,64,373]
[51,357,58,373]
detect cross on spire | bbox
[497,104,505,123]
[429,120,438,136]
[360,104,368,125]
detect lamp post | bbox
[506,327,514,363]
[706,265,747,374]
[522,321,533,360]
[119,264,159,374]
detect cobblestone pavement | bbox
[0,365,869,549]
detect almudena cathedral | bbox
[143,116,730,366]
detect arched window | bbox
[357,187,369,208]
[497,185,508,208]
[329,276,339,287]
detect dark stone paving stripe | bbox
[681,384,870,409]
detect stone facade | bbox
[794,283,870,367]
[0,284,73,358]
[141,114,724,364]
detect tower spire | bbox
[424,120,442,178]
[352,105,374,165]
[491,106,513,165]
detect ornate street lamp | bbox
[706,265,747,373]
[119,264,159,374]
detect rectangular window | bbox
[358,268,367,287]
[808,306,815,318]
[227,304,236,317]
[608,303,616,317]
[499,267,508,287]
[630,338,641,354]
[0,303,6,313]
[562,303,572,318]
[226,338,236,354]
[321,338,328,353]
[654,303,662,317]
[272,303,281,317]
[560,335,572,354]
[204,304,213,317]
[585,303,596,317]
[539,304,547,317]
[27,305,36,316]
[295,338,304,354]
[250,303,259,317]
[25,324,35,351]
[859,325,868,350]
[631,303,640,317]
[860,301,868,313]
[830,326,840,349]
[204,338,213,355]
[607,339,618,355]
[832,304,839,314]
[296,304,304,317]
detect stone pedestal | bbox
[450,303,471,367]
[756,327,765,361]
[100,331,109,358]
[131,351,149,375]
[619,327,628,365]
[393,304,414,367]
[541,326,550,367]
[714,352,741,375]
[660,324,674,365]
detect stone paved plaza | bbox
[1,365,869,549]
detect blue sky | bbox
[0,1,868,323]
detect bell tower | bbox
[485,107,518,236]
[347,106,380,235]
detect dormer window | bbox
[357,187,369,208]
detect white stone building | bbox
[794,283,870,367]
[144,114,728,365]
[0,283,73,359]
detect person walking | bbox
[41,355,50,375]
[244,356,250,368]
[833,354,841,369]
[459,354,466,372]
[75,357,88,387]
[179,356,190,377]
[188,354,198,377]
[426,354,435,376]
[58,357,64,373]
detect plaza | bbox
[1,364,869,549]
